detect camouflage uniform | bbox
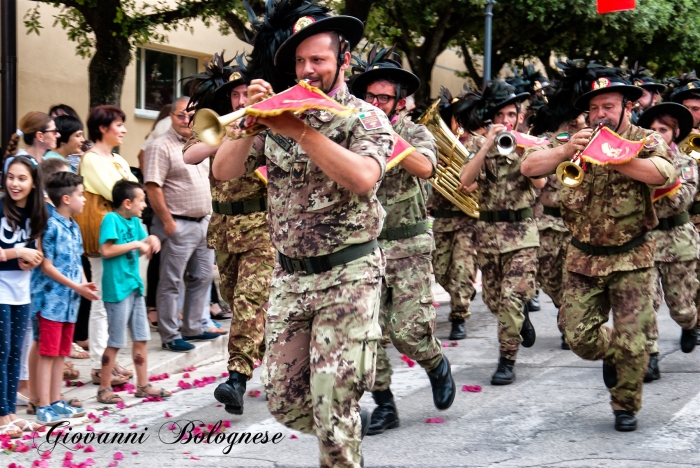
[254,84,393,468]
[184,137,275,377]
[429,134,483,323]
[647,149,699,354]
[690,157,700,330]
[544,124,675,414]
[372,115,442,392]
[475,146,539,360]
[536,135,572,310]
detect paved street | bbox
[6,284,700,467]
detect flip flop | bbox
[10,418,43,432]
[0,424,23,439]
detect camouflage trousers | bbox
[537,229,570,309]
[373,254,443,392]
[216,247,274,378]
[560,268,657,414]
[647,260,699,354]
[432,228,477,322]
[261,279,381,468]
[478,248,538,361]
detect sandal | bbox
[63,361,80,380]
[135,383,171,399]
[60,395,83,408]
[97,387,124,405]
[210,302,232,320]
[0,424,22,439]
[91,369,129,387]
[70,342,90,359]
[26,399,39,415]
[147,307,159,329]
[10,418,43,432]
[114,362,134,379]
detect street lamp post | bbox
[1,0,18,154]
[483,0,496,87]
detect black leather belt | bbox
[172,214,206,222]
[379,220,429,241]
[479,207,533,222]
[655,212,690,230]
[691,201,700,215]
[571,233,649,256]
[212,198,267,216]
[430,209,468,219]
[277,239,378,274]
[543,206,561,217]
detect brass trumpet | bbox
[556,123,603,188]
[495,130,517,155]
[193,107,268,146]
[679,132,700,157]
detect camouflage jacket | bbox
[556,124,675,276]
[377,116,437,260]
[652,146,699,263]
[246,84,393,292]
[526,132,568,233]
[429,133,483,233]
[184,136,271,254]
[474,145,540,255]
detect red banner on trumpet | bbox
[652,177,682,202]
[514,132,549,148]
[246,80,354,120]
[581,126,645,166]
[387,133,416,170]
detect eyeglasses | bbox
[365,93,397,105]
[172,113,194,121]
[42,129,60,134]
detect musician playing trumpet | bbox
[521,66,676,432]
[459,80,544,386]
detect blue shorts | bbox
[104,290,150,349]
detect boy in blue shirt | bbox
[36,172,99,425]
[96,180,169,404]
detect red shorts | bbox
[38,314,75,357]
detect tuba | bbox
[679,132,700,158]
[418,99,479,218]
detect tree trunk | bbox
[88,32,131,108]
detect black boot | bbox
[643,353,660,383]
[449,320,466,340]
[491,357,515,385]
[680,327,698,354]
[471,289,477,301]
[527,290,540,312]
[696,326,700,345]
[426,356,456,410]
[520,303,536,348]
[367,389,399,436]
[603,361,618,389]
[214,371,247,415]
[560,334,570,350]
[613,410,637,432]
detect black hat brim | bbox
[488,92,530,116]
[214,78,247,100]
[637,102,694,143]
[351,68,420,97]
[274,16,364,74]
[671,88,700,104]
[574,85,644,111]
[640,83,666,93]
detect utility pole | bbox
[1,0,18,155]
[483,0,496,86]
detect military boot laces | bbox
[613,410,637,432]
[214,371,247,415]
[680,326,698,354]
[643,353,660,383]
[449,320,467,340]
[367,389,399,436]
[520,303,536,348]
[491,357,515,385]
[426,356,456,410]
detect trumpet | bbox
[495,130,517,155]
[556,123,603,188]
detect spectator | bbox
[96,180,167,403]
[48,104,80,120]
[3,112,60,177]
[144,96,216,352]
[45,115,86,173]
[77,105,137,385]
[0,157,47,434]
[34,171,97,425]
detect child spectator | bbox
[0,156,46,436]
[97,180,168,404]
[34,171,98,425]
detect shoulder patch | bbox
[267,130,292,152]
[556,133,570,143]
[358,110,384,131]
[681,165,696,181]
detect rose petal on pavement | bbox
[425,417,445,423]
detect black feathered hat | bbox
[521,64,551,94]
[667,71,700,104]
[482,79,529,119]
[437,87,459,124]
[214,53,250,101]
[637,102,693,143]
[573,64,643,110]
[506,68,531,96]
[185,51,243,115]
[628,62,666,94]
[273,3,364,74]
[452,84,487,133]
[350,43,420,97]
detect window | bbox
[135,47,198,119]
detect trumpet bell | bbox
[193,108,226,146]
[495,131,516,155]
[556,160,584,188]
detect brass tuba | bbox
[679,132,700,158]
[418,99,479,218]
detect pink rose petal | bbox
[129,424,137,429]
[247,390,261,398]
[222,420,231,428]
[183,373,190,378]
[108,462,118,467]
[119,418,129,424]
[442,342,449,347]
[190,457,200,460]
[400,354,416,367]
[114,452,124,460]
[168,423,177,430]
[216,404,222,407]
[85,425,95,432]
[131,451,138,455]
[116,401,125,409]
[165,411,173,418]
[102,411,109,416]
[425,417,445,423]
[64,452,74,460]
[41,451,51,459]
[433,302,440,307]
[73,443,84,450]
[84,445,95,452]
[220,372,228,378]
[451,341,459,347]
[290,434,298,439]
[461,385,482,393]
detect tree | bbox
[24,0,266,108]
